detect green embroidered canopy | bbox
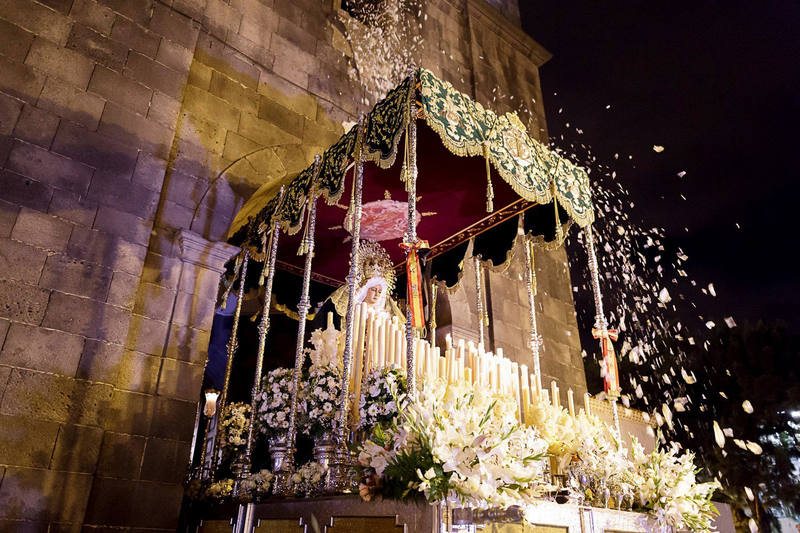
[228,68,594,285]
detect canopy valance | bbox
[227,68,593,286]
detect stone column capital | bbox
[177,229,240,274]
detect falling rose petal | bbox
[744,487,754,501]
[681,368,697,384]
[708,283,717,296]
[742,400,754,413]
[723,427,734,437]
[734,439,747,450]
[713,420,725,448]
[749,519,758,533]
[705,321,716,329]
[725,317,737,328]
[677,171,687,177]
[746,441,763,455]
[658,287,672,303]
[653,145,664,152]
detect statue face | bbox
[365,285,382,306]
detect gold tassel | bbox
[300,157,321,256]
[484,142,494,213]
[401,123,412,192]
[258,231,270,286]
[297,202,311,256]
[552,180,564,244]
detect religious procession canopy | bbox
[227,68,594,286]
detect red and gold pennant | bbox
[592,327,620,397]
[399,240,429,328]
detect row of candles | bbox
[341,303,594,425]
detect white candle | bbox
[567,388,575,417]
[551,381,559,409]
[584,392,592,417]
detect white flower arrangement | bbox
[306,326,343,370]
[527,392,579,459]
[256,368,295,440]
[300,363,343,438]
[290,461,328,496]
[358,378,549,510]
[220,402,251,449]
[205,478,234,499]
[631,437,720,532]
[572,417,637,502]
[358,366,407,432]
[239,468,274,497]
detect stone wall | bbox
[0,0,585,529]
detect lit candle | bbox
[541,389,550,405]
[438,355,447,381]
[465,367,473,384]
[584,392,592,417]
[327,311,334,330]
[446,333,452,351]
[567,388,575,417]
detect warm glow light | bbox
[203,389,220,417]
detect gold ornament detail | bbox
[357,239,396,293]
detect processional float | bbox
[191,67,639,529]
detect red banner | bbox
[399,240,428,328]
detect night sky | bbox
[521,2,800,332]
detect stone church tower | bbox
[0,0,586,529]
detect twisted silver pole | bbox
[584,226,607,331]
[241,188,284,478]
[404,98,418,392]
[337,117,365,440]
[474,255,485,348]
[288,161,321,449]
[211,250,249,477]
[584,225,621,438]
[523,237,543,395]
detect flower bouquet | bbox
[631,436,720,532]
[239,469,274,499]
[358,365,407,433]
[301,326,344,439]
[220,402,251,453]
[358,378,549,510]
[256,367,295,442]
[290,461,328,497]
[301,364,343,439]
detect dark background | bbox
[521,1,800,332]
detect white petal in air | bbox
[653,145,664,152]
[746,441,763,455]
[713,420,725,448]
[742,400,754,414]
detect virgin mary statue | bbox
[311,240,404,331]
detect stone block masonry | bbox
[0,0,567,530]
